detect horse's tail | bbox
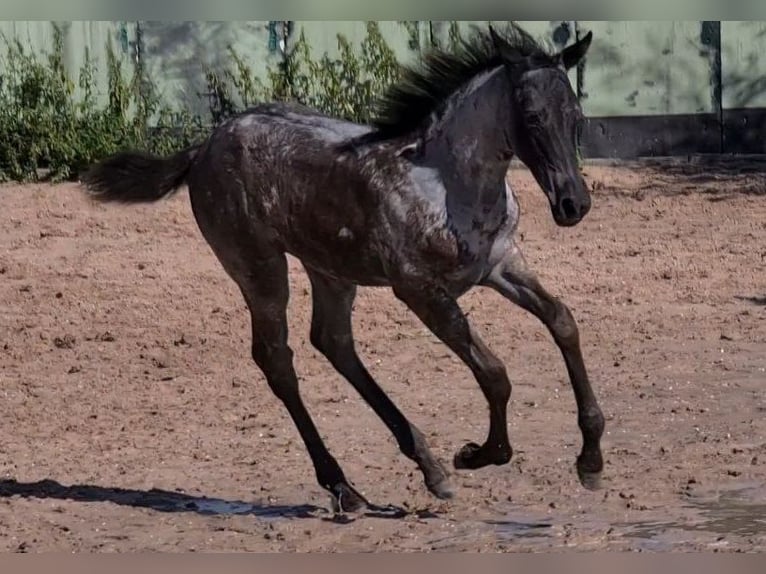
[81,145,201,203]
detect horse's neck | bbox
[421,66,515,223]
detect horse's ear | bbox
[560,31,593,69]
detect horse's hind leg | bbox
[482,241,605,489]
[306,267,452,500]
[234,254,375,512]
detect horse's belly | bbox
[283,234,391,287]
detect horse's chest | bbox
[394,171,519,287]
[409,212,506,289]
[452,184,519,260]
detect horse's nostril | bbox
[561,198,578,219]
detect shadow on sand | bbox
[736,295,766,307]
[0,478,323,519]
[0,478,418,522]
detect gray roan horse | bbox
[82,25,605,514]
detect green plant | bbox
[206,21,401,125]
[399,21,422,51]
[0,23,211,182]
[0,21,435,183]
[0,26,73,181]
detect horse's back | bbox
[235,102,373,145]
[186,102,393,284]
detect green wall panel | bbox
[139,21,281,116]
[293,21,418,64]
[0,21,134,104]
[578,21,717,117]
[721,21,766,109]
[3,20,766,155]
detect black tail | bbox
[81,145,200,203]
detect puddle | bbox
[488,517,554,541]
[682,483,766,537]
[172,497,324,519]
[488,482,766,550]
[621,482,766,547]
[187,499,257,515]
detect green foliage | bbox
[0,24,207,182]
[0,21,447,183]
[399,20,422,51]
[288,21,400,123]
[206,21,401,125]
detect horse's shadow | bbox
[0,478,420,522]
[0,478,324,519]
[736,295,766,307]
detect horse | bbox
[82,24,605,514]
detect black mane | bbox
[368,23,556,141]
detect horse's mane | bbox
[366,23,556,142]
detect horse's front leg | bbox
[481,241,605,489]
[393,283,513,471]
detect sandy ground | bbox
[0,160,765,552]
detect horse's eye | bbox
[525,110,545,125]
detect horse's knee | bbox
[309,325,327,356]
[477,356,511,404]
[550,300,580,346]
[251,337,290,366]
[310,327,354,368]
[251,339,297,395]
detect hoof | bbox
[424,459,454,500]
[329,483,408,520]
[578,470,602,491]
[330,482,369,513]
[454,442,483,470]
[454,442,512,470]
[427,476,455,500]
[577,452,604,490]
